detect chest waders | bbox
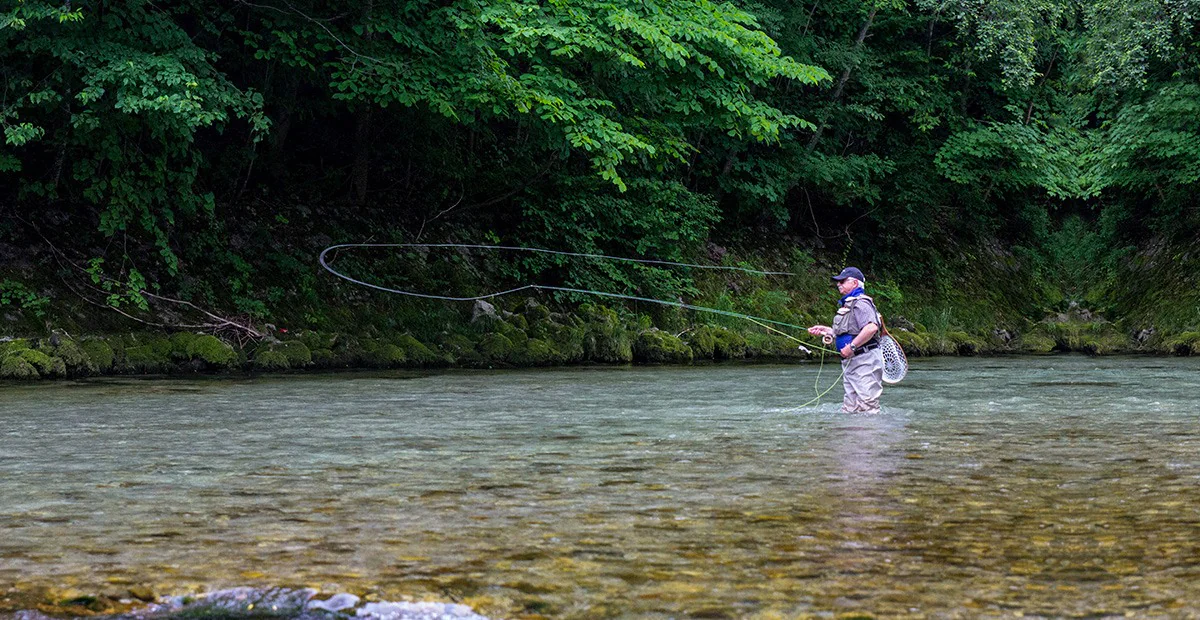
[833,294,907,385]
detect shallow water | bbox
[3,356,1200,618]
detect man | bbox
[807,267,884,414]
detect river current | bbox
[3,356,1200,618]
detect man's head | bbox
[832,266,865,295]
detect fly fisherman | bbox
[808,267,884,414]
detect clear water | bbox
[3,356,1200,618]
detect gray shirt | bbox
[832,295,880,338]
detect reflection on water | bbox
[3,356,1200,617]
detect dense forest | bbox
[3,0,1200,377]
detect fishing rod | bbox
[318,243,848,405]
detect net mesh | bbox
[880,335,907,384]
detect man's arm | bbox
[849,322,879,350]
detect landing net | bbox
[880,335,908,384]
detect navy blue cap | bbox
[831,266,865,282]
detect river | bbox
[3,356,1200,618]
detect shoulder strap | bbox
[847,295,885,335]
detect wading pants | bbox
[841,348,884,413]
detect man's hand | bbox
[808,325,832,337]
[840,344,854,359]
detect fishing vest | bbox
[832,294,882,342]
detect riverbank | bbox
[1,299,1192,382]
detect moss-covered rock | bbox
[523,299,551,322]
[310,348,336,367]
[185,335,237,368]
[363,341,407,368]
[1014,331,1056,354]
[518,337,561,365]
[276,341,312,367]
[507,313,529,331]
[122,345,172,373]
[709,326,748,360]
[439,333,482,365]
[888,329,930,357]
[478,333,515,363]
[169,332,200,360]
[13,348,66,377]
[1161,330,1200,355]
[80,338,115,372]
[35,337,97,376]
[632,329,693,364]
[395,334,439,366]
[144,336,174,359]
[492,319,528,346]
[1026,320,1129,355]
[0,354,39,379]
[947,331,984,356]
[530,319,585,363]
[1077,331,1130,355]
[684,327,716,359]
[299,330,336,351]
[327,335,366,367]
[581,305,632,363]
[251,349,290,371]
[744,332,808,360]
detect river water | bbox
[2,356,1200,618]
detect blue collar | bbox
[839,287,865,306]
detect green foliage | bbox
[1098,84,1200,194]
[1081,0,1200,88]
[917,0,1067,89]
[2,1,267,273]
[311,0,827,189]
[6,0,1200,357]
[0,279,49,317]
[936,120,1096,200]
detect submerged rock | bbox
[106,587,490,620]
[356,601,488,620]
[308,593,359,612]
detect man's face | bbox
[836,278,859,295]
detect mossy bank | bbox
[0,298,1183,382]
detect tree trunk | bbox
[806,7,878,152]
[350,0,375,205]
[351,106,373,205]
[268,66,300,182]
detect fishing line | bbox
[318,243,844,405]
